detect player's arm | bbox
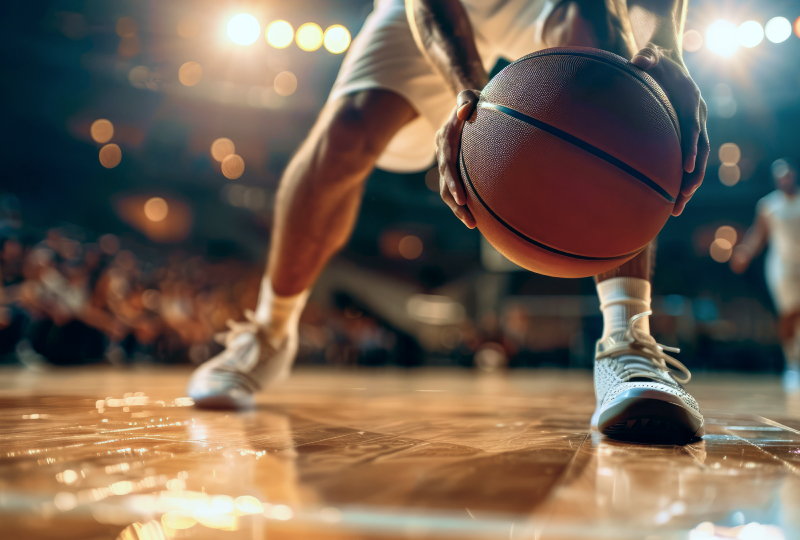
[406,0,486,228]
[730,213,769,274]
[626,0,709,217]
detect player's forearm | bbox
[406,0,488,95]
[626,0,687,58]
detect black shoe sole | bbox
[596,389,704,445]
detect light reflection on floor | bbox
[0,367,799,539]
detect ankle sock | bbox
[597,277,651,341]
[253,279,310,343]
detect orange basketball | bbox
[460,47,683,278]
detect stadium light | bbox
[765,17,792,43]
[706,20,739,57]
[737,21,764,48]
[227,14,260,45]
[266,20,294,49]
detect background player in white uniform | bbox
[187,0,710,442]
[731,159,800,390]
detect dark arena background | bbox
[1,0,800,539]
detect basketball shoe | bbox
[185,310,298,409]
[592,312,705,443]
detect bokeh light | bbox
[116,16,137,38]
[99,144,122,169]
[765,17,792,43]
[128,65,150,89]
[221,154,245,179]
[161,511,196,530]
[719,164,741,186]
[710,238,733,263]
[274,71,298,96]
[706,20,739,57]
[682,30,703,52]
[234,496,263,514]
[399,235,423,260]
[177,17,200,39]
[178,62,203,87]
[266,20,294,48]
[296,23,323,51]
[324,25,351,54]
[144,197,169,222]
[211,138,235,162]
[795,16,800,38]
[715,225,737,245]
[118,35,141,58]
[718,143,741,165]
[90,119,114,144]
[737,21,764,48]
[227,14,260,46]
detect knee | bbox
[316,91,405,173]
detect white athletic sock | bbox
[597,277,651,341]
[253,278,310,344]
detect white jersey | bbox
[759,190,800,313]
[329,0,557,172]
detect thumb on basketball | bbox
[631,47,660,70]
[456,90,479,122]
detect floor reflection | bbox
[0,368,798,539]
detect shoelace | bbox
[214,310,276,372]
[215,309,260,347]
[595,311,691,384]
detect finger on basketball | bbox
[631,45,660,70]
[440,184,475,228]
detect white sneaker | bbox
[592,312,704,443]
[186,310,298,409]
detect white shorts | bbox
[765,251,800,314]
[329,0,556,173]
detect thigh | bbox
[328,0,454,172]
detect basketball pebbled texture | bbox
[460,47,683,278]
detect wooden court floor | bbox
[1,366,799,539]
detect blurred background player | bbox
[731,158,800,390]
[186,0,710,441]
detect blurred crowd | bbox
[0,226,265,366]
[0,222,565,370]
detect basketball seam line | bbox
[482,102,676,204]
[516,50,681,143]
[458,150,646,262]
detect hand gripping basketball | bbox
[435,89,481,229]
[632,44,709,216]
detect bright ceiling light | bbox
[706,20,739,57]
[296,23,323,51]
[737,21,764,48]
[266,20,294,48]
[323,25,351,54]
[227,14,260,45]
[765,17,792,43]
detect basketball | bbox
[460,47,683,278]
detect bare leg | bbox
[266,90,418,297]
[595,242,654,283]
[187,89,418,408]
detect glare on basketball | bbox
[222,154,245,179]
[211,138,235,162]
[91,119,114,144]
[99,144,122,168]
